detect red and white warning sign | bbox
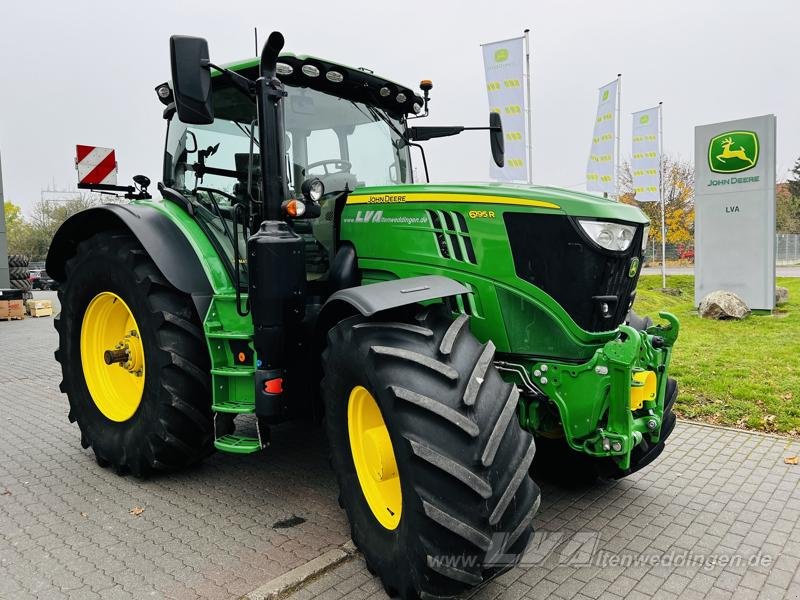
[75,145,118,186]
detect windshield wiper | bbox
[352,102,407,145]
[234,121,259,147]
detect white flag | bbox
[586,79,618,194]
[482,37,526,181]
[631,107,660,201]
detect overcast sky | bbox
[1,0,797,213]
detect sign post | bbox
[694,115,777,310]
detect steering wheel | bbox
[306,159,352,175]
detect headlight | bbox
[301,178,324,202]
[577,219,637,252]
[641,225,650,251]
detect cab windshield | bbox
[164,85,412,195]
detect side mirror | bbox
[170,35,214,125]
[490,112,505,168]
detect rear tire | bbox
[55,230,213,476]
[322,307,540,599]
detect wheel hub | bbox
[103,329,144,376]
[80,292,146,422]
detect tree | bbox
[5,202,36,258]
[787,156,800,199]
[776,183,800,233]
[5,193,107,261]
[618,155,695,244]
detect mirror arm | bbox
[207,62,256,96]
[405,126,465,142]
[405,125,499,142]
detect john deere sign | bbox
[694,115,777,310]
[709,131,759,173]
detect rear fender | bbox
[46,203,214,318]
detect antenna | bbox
[254,27,258,55]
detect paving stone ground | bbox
[2,293,800,600]
[0,294,350,600]
[283,423,800,600]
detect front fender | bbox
[46,203,213,317]
[315,275,468,347]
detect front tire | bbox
[322,307,540,599]
[55,230,213,476]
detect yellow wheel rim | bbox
[348,386,402,530]
[80,292,145,422]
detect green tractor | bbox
[47,31,679,599]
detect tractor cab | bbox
[159,54,419,289]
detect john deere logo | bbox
[708,131,759,174]
[494,48,509,62]
[602,90,609,101]
[628,257,640,278]
[639,114,650,125]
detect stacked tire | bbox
[8,255,32,292]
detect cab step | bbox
[213,435,262,454]
[212,397,255,414]
[211,366,255,377]
[206,330,252,340]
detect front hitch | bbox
[516,312,680,472]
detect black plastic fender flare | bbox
[306,275,469,421]
[46,203,214,318]
[317,275,468,336]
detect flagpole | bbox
[615,73,621,199]
[659,101,666,289]
[524,28,533,184]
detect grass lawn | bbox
[633,275,800,435]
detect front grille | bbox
[427,210,477,264]
[503,213,644,332]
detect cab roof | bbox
[215,53,424,119]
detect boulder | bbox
[776,286,789,305]
[698,291,751,320]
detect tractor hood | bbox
[348,183,650,224]
[343,181,651,341]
